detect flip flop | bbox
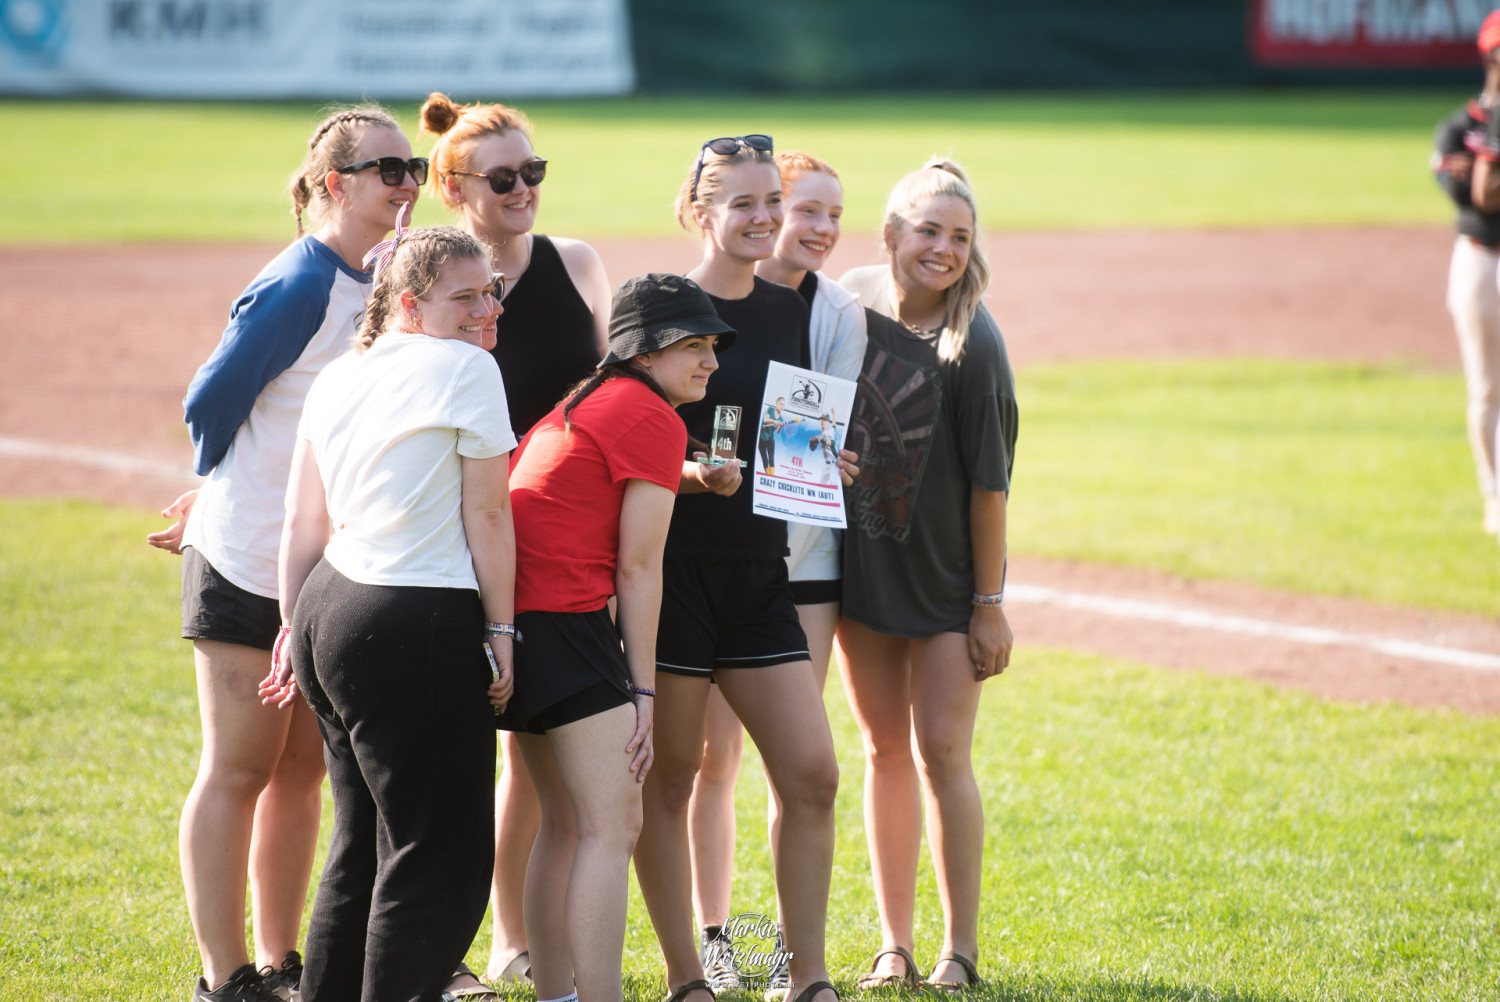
[485,951,532,985]
[663,978,716,1002]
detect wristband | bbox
[971,591,1005,608]
[484,621,522,643]
[633,687,656,698]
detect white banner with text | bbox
[0,0,634,98]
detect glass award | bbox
[697,404,747,467]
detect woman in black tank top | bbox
[419,91,614,995]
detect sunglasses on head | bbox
[450,159,548,195]
[690,134,774,201]
[337,156,430,187]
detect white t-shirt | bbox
[183,237,371,598]
[297,333,517,591]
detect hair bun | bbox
[925,158,969,185]
[420,92,461,136]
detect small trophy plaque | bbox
[697,404,747,468]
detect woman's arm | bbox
[553,237,613,358]
[146,488,199,554]
[677,456,743,495]
[614,478,676,781]
[262,438,330,706]
[968,485,1012,681]
[463,452,517,712]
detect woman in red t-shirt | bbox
[490,274,734,1002]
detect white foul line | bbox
[5,434,1498,672]
[0,436,197,482]
[1008,584,1500,673]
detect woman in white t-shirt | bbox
[148,105,423,1002]
[263,225,516,1002]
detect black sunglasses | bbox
[337,156,429,187]
[690,135,774,201]
[485,273,507,301]
[450,159,548,195]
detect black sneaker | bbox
[192,963,282,1002]
[259,951,303,1002]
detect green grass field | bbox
[1011,360,1500,617]
[0,90,1465,242]
[5,91,1497,1001]
[3,500,1497,1002]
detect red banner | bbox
[1250,0,1500,67]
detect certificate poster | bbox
[751,362,856,528]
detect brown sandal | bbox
[664,979,717,1002]
[441,963,501,1002]
[856,947,920,991]
[922,953,980,994]
[788,980,837,1002]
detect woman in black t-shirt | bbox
[420,91,613,992]
[635,136,852,1002]
[836,160,1018,994]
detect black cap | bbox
[600,273,737,366]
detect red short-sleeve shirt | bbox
[510,377,687,613]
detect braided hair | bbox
[288,105,401,237]
[353,225,487,352]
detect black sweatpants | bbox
[290,559,496,1002]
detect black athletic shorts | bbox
[788,578,842,606]
[495,606,633,734]
[181,546,281,651]
[656,557,810,679]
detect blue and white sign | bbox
[0,0,634,97]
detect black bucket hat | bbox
[600,273,737,366]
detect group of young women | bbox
[152,94,1018,1002]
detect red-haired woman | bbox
[420,92,613,991]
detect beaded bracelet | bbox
[484,621,523,643]
[633,687,656,698]
[971,591,1005,608]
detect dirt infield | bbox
[5,224,1498,712]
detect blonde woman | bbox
[837,160,1018,993]
[686,151,866,997]
[635,135,855,1002]
[153,105,421,1002]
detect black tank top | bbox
[488,235,601,436]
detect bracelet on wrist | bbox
[484,622,522,643]
[971,591,1005,608]
[633,686,656,698]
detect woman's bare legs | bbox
[180,640,325,989]
[635,674,714,1000]
[516,703,642,1002]
[834,619,921,982]
[689,688,742,929]
[486,734,539,979]
[765,601,839,856]
[909,633,985,981]
[718,661,839,1002]
[248,695,325,967]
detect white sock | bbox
[539,994,578,1002]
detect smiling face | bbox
[635,335,721,407]
[446,129,541,241]
[406,254,503,350]
[885,193,974,299]
[774,170,843,275]
[693,161,783,264]
[334,126,420,235]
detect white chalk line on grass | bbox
[0,435,196,482]
[7,435,1499,672]
[1009,584,1500,673]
